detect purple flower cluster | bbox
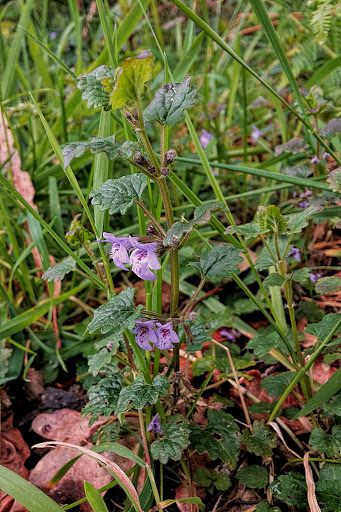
[147,413,163,434]
[134,319,180,351]
[219,329,240,342]
[100,233,161,281]
[293,189,312,209]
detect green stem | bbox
[268,318,341,422]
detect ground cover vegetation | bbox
[0,0,341,511]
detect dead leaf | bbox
[303,452,321,512]
[0,392,30,512]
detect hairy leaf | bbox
[316,464,341,512]
[320,118,341,138]
[163,202,223,247]
[90,174,148,215]
[82,374,123,424]
[241,421,276,456]
[77,65,117,110]
[292,267,310,284]
[110,50,155,109]
[87,288,142,335]
[310,426,341,458]
[144,77,198,126]
[281,165,312,178]
[286,206,322,233]
[305,314,341,341]
[189,245,243,279]
[63,136,140,169]
[255,238,289,270]
[151,415,190,464]
[257,206,288,235]
[315,276,341,294]
[263,273,285,290]
[225,223,260,239]
[236,465,269,489]
[262,372,295,398]
[42,257,76,282]
[274,138,309,156]
[115,374,169,415]
[271,473,307,508]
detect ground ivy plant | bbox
[41,49,341,511]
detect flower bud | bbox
[164,149,176,165]
[161,167,170,176]
[148,166,156,174]
[146,225,159,236]
[133,152,148,166]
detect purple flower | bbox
[219,329,238,342]
[310,156,320,164]
[299,201,309,209]
[309,271,323,283]
[322,152,330,160]
[100,233,135,271]
[147,414,163,434]
[155,322,180,350]
[251,125,264,141]
[288,247,301,262]
[200,129,213,149]
[50,31,57,40]
[134,319,158,351]
[211,166,218,176]
[130,239,161,281]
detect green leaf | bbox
[292,268,310,284]
[271,473,307,508]
[110,50,155,109]
[315,277,341,294]
[77,65,117,110]
[115,374,169,415]
[324,392,341,416]
[163,202,223,248]
[90,174,148,215]
[293,368,341,419]
[226,223,261,239]
[88,288,142,336]
[246,328,282,358]
[310,426,341,458]
[236,465,269,489]
[257,205,288,235]
[286,206,322,233]
[65,215,94,247]
[193,468,213,487]
[42,257,76,282]
[82,374,123,423]
[189,245,243,279]
[328,168,341,193]
[282,164,312,178]
[0,465,64,512]
[150,415,191,464]
[320,118,341,138]
[274,138,309,156]
[316,464,341,512]
[263,273,285,290]
[262,372,295,398]
[189,410,240,467]
[87,347,118,377]
[241,421,276,457]
[305,314,341,341]
[84,481,109,512]
[144,77,198,126]
[192,356,214,377]
[63,136,140,169]
[214,474,232,491]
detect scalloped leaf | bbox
[82,374,123,423]
[144,77,198,126]
[286,205,322,233]
[90,174,148,215]
[315,276,341,294]
[225,223,260,239]
[189,245,243,279]
[150,416,191,464]
[263,273,285,290]
[320,118,341,138]
[77,65,117,110]
[42,257,76,282]
[274,138,309,156]
[63,136,140,169]
[257,205,288,235]
[115,374,169,415]
[163,202,224,248]
[110,50,155,109]
[87,288,142,335]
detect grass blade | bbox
[0,465,64,512]
[84,481,109,512]
[293,367,341,419]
